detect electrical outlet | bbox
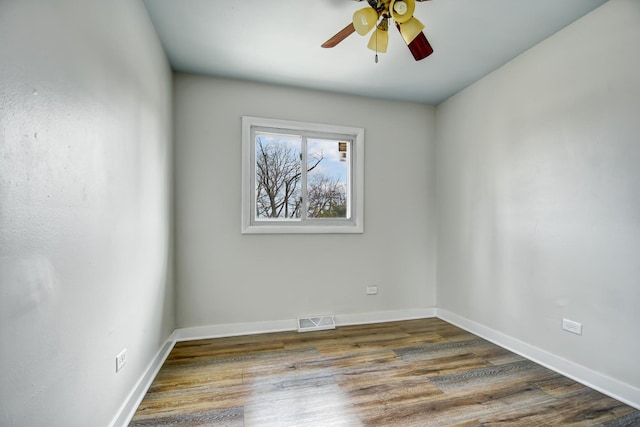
[116,348,127,372]
[366,286,378,295]
[562,319,583,335]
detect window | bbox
[242,116,364,234]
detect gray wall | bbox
[436,0,640,393]
[174,74,437,328]
[0,1,174,425]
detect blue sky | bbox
[307,138,349,185]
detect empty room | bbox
[1,0,639,425]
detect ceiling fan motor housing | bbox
[366,0,390,13]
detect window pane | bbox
[307,139,349,219]
[255,132,302,220]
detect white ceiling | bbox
[143,0,608,105]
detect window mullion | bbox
[301,135,308,221]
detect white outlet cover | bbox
[366,286,378,295]
[116,348,127,372]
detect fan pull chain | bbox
[373,17,389,64]
[374,21,378,63]
[374,18,380,63]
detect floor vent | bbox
[297,315,336,333]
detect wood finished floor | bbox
[130,318,639,426]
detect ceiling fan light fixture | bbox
[393,1,407,15]
[390,0,415,24]
[367,25,389,53]
[399,16,424,44]
[353,7,379,35]
[322,0,433,62]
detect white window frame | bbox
[242,116,364,234]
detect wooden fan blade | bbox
[396,23,433,61]
[407,31,434,60]
[321,23,356,48]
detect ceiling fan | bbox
[322,0,434,62]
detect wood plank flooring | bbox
[130,318,639,426]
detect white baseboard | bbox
[109,333,176,427]
[174,318,296,341]
[336,307,437,326]
[436,308,640,410]
[174,307,437,341]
